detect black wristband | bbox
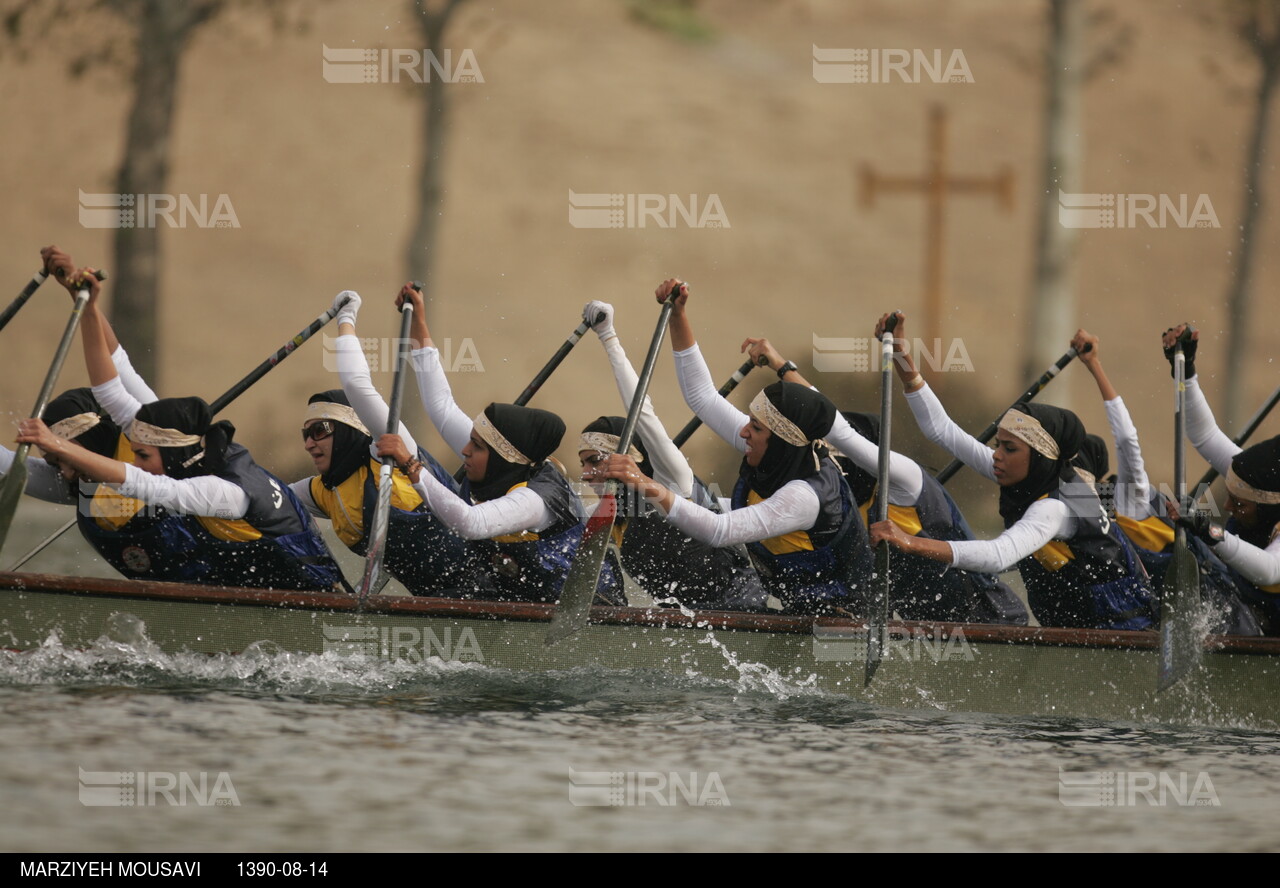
[776,360,798,379]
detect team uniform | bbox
[1183,378,1280,634]
[662,343,871,614]
[409,344,616,605]
[289,331,471,596]
[828,411,1029,625]
[906,384,1156,630]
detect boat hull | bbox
[2,571,1278,729]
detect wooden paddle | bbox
[0,279,97,558]
[546,288,679,645]
[1158,328,1202,691]
[866,313,898,685]
[4,291,353,571]
[936,344,1089,485]
[356,287,419,605]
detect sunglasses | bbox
[301,420,336,443]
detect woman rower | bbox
[1160,323,1280,634]
[578,300,766,611]
[584,280,870,616]
[741,330,1029,625]
[1072,328,1259,635]
[868,313,1155,631]
[289,290,473,596]
[15,268,342,591]
[376,284,616,605]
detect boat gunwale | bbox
[3,570,1279,657]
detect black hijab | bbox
[742,382,836,498]
[470,403,565,502]
[308,390,374,489]
[997,401,1086,527]
[1229,435,1280,547]
[44,388,120,459]
[131,397,235,480]
[1072,433,1110,480]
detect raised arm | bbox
[584,300,695,497]
[399,285,474,456]
[1073,329,1151,520]
[1161,324,1240,475]
[331,290,419,456]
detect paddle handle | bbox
[615,296,676,458]
[672,358,756,449]
[935,343,1089,485]
[0,270,48,334]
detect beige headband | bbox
[473,411,533,466]
[49,412,101,441]
[578,432,644,463]
[749,389,810,447]
[1226,467,1280,506]
[998,409,1060,460]
[127,419,202,448]
[306,401,370,437]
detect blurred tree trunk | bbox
[406,0,467,303]
[1024,0,1084,398]
[1223,3,1280,429]
[109,0,220,388]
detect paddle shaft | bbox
[451,314,601,483]
[0,286,93,554]
[357,300,416,605]
[0,270,48,333]
[671,359,756,449]
[866,314,898,685]
[546,294,678,645]
[1192,382,1280,496]
[935,345,1087,485]
[210,297,351,414]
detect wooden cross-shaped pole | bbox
[859,104,1014,349]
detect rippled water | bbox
[2,628,1278,853]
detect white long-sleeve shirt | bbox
[597,333,694,498]
[1184,377,1280,588]
[824,410,924,506]
[0,345,159,506]
[290,334,423,516]
[91,376,250,519]
[1102,395,1154,520]
[407,344,553,537]
[667,342,830,543]
[905,381,1075,573]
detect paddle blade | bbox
[864,541,889,685]
[545,490,617,646]
[0,446,30,557]
[356,471,395,602]
[1157,537,1202,692]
